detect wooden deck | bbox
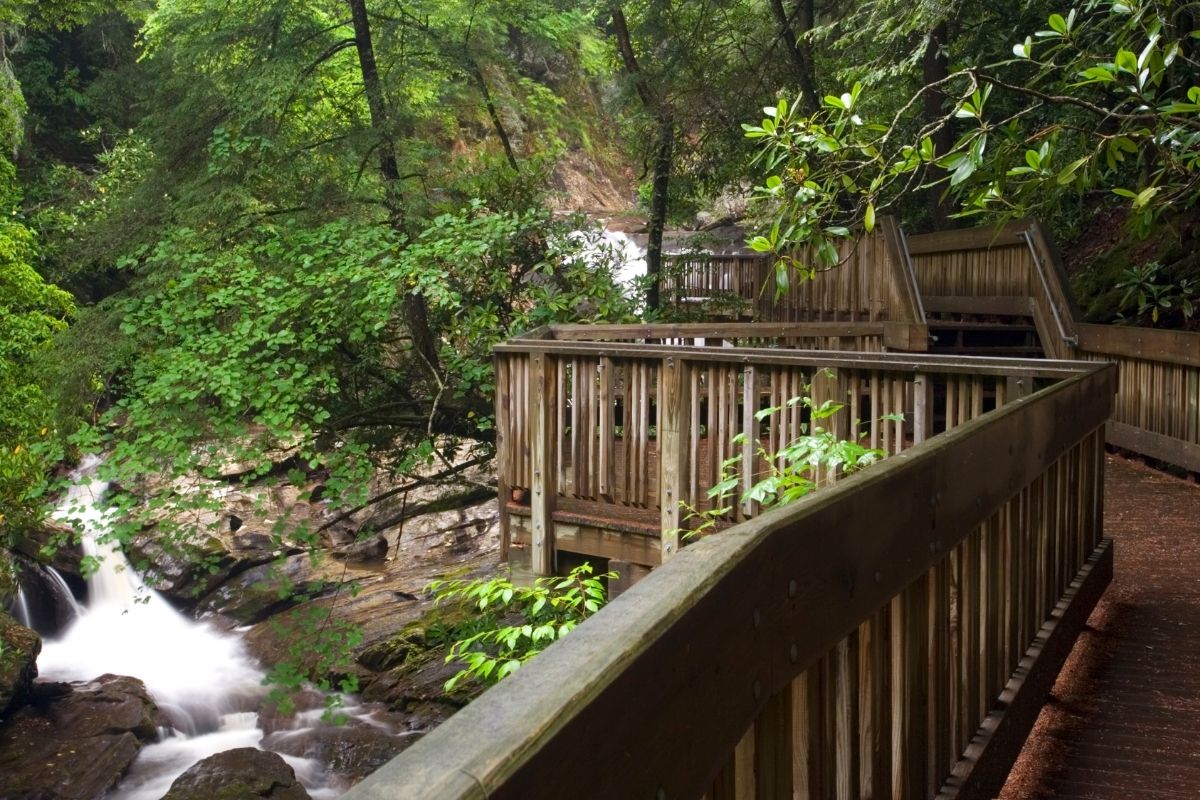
[1001,455,1200,799]
[342,218,1200,799]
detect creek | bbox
[28,458,395,799]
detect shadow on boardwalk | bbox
[1001,454,1200,799]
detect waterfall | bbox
[39,457,266,735]
[34,458,334,799]
[10,586,32,627]
[39,564,83,619]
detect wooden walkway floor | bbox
[1001,454,1200,799]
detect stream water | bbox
[33,458,344,799]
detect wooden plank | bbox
[496,340,1088,380]
[342,365,1114,800]
[936,539,1113,800]
[883,322,930,352]
[753,684,792,799]
[921,295,1035,316]
[550,321,889,342]
[660,357,689,561]
[1079,323,1200,367]
[1106,419,1200,472]
[529,352,557,575]
[904,222,1028,256]
[495,354,513,562]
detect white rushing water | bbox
[36,457,334,799]
[11,586,32,627]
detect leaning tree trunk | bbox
[346,0,441,375]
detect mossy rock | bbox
[0,611,40,718]
[0,551,17,609]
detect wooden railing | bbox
[906,221,1079,360]
[346,355,1115,800]
[663,218,923,325]
[1076,323,1200,471]
[495,325,1093,578]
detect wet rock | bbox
[0,611,40,718]
[126,532,238,605]
[160,747,311,800]
[46,674,160,740]
[195,553,335,625]
[358,648,469,712]
[0,550,17,609]
[263,722,410,783]
[0,675,159,800]
[12,520,84,580]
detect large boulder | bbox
[0,611,40,718]
[160,747,311,800]
[0,675,159,800]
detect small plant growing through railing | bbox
[428,562,616,692]
[682,389,899,538]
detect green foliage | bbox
[746,2,1200,266]
[0,157,73,540]
[683,378,890,537]
[1116,261,1197,325]
[262,600,365,720]
[429,562,615,692]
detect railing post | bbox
[495,353,512,561]
[530,351,557,575]
[659,356,689,561]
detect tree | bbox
[744,1,1200,279]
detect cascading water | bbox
[36,458,337,799]
[9,586,33,627]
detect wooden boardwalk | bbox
[1002,454,1200,799]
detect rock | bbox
[11,520,84,581]
[195,553,335,625]
[263,723,409,784]
[160,747,311,800]
[0,550,17,609]
[126,532,249,607]
[0,611,40,718]
[45,674,160,740]
[0,675,159,799]
[330,533,388,563]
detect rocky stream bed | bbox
[0,456,502,798]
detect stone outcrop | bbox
[160,747,312,800]
[0,611,39,718]
[0,675,159,800]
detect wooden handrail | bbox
[345,360,1115,800]
[495,338,1093,380]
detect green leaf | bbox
[864,203,876,233]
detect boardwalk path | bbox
[1000,455,1200,799]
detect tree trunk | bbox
[769,0,818,112]
[469,60,519,170]
[922,21,953,230]
[610,3,674,310]
[346,0,440,374]
[645,116,673,311]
